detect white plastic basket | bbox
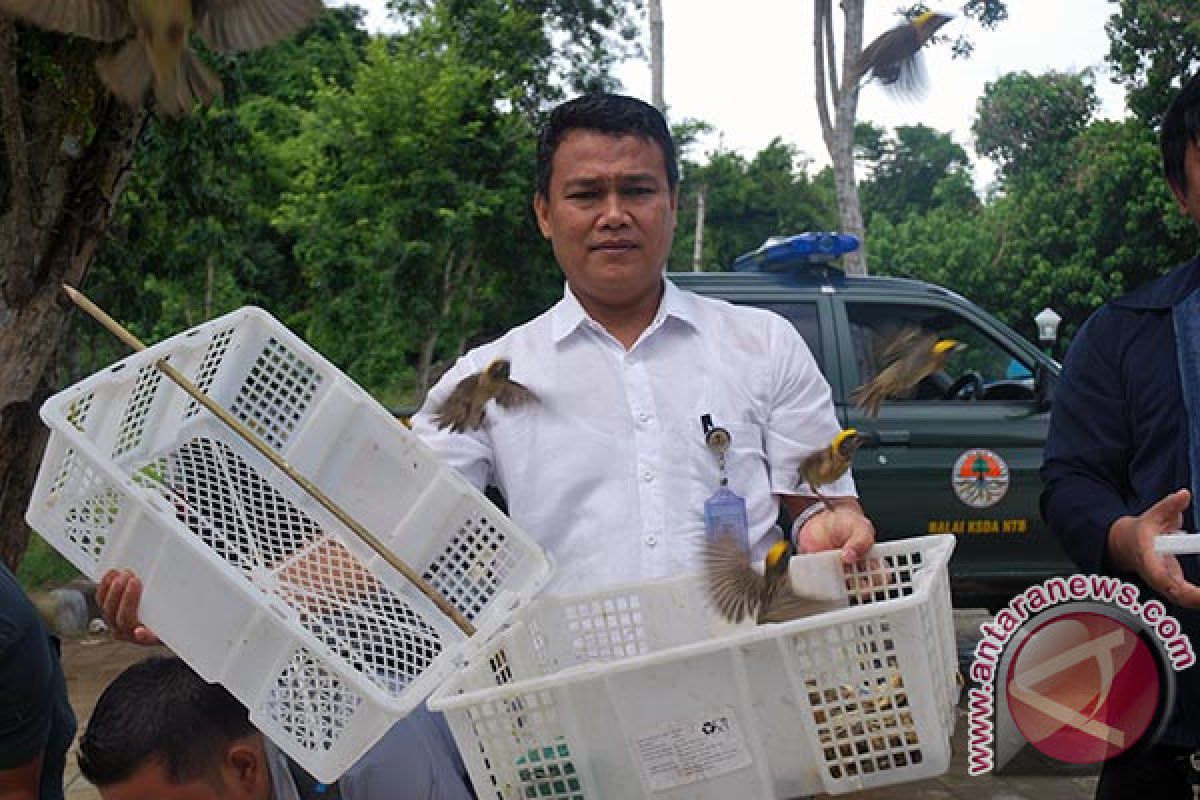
[429,535,958,798]
[26,306,553,782]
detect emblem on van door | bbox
[952,448,1010,508]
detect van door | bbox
[834,298,1072,602]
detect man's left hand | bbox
[796,500,876,563]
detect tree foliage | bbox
[1105,0,1200,126]
[973,70,1099,186]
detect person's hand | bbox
[1109,488,1200,609]
[96,569,162,646]
[796,505,876,564]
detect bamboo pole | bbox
[63,284,476,636]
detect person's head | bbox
[1161,71,1200,225]
[534,94,679,328]
[78,656,270,800]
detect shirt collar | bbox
[1111,256,1200,311]
[550,276,700,343]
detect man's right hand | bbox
[1108,488,1200,609]
[96,570,162,646]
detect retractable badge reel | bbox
[702,415,748,544]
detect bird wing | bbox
[876,324,930,366]
[760,586,840,624]
[432,372,483,433]
[702,532,763,624]
[493,378,538,410]
[194,0,324,53]
[0,0,131,41]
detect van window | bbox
[846,302,1036,402]
[758,303,822,373]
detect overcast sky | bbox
[329,1,1129,189]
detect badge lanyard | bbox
[701,414,749,544]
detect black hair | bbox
[78,656,256,787]
[1162,72,1200,197]
[536,93,678,198]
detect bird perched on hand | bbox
[851,326,965,417]
[855,10,954,100]
[433,358,538,433]
[703,533,836,625]
[0,0,325,116]
[797,429,864,497]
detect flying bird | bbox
[703,533,837,625]
[851,326,965,417]
[0,0,325,116]
[855,11,954,100]
[432,358,537,433]
[797,429,864,497]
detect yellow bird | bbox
[703,534,836,625]
[851,327,965,417]
[797,428,863,496]
[0,0,325,116]
[432,358,537,433]
[855,11,954,99]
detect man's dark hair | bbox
[1162,72,1200,196]
[78,656,256,787]
[536,93,678,198]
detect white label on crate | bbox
[633,706,752,791]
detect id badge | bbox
[701,414,748,544]
[705,484,749,544]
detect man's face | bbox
[1170,136,1200,227]
[534,130,678,314]
[98,748,269,800]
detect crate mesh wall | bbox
[228,336,322,451]
[133,435,443,696]
[424,515,522,623]
[112,363,165,458]
[789,551,933,785]
[263,647,363,753]
[465,687,582,800]
[184,326,236,419]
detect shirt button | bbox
[638,412,652,424]
[641,469,654,482]
[645,534,658,546]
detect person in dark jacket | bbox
[0,561,76,800]
[1041,70,1200,798]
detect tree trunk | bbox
[0,23,149,568]
[813,0,868,275]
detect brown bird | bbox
[432,358,537,433]
[855,11,954,100]
[0,0,325,116]
[703,533,837,625]
[797,428,863,497]
[851,327,965,417]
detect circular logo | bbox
[952,448,1010,508]
[1005,611,1161,764]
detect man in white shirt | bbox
[410,93,874,592]
[95,92,874,796]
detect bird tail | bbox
[850,382,884,417]
[95,40,152,109]
[155,50,222,117]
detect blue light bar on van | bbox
[732,232,861,272]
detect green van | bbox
[670,233,1073,610]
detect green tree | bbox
[1106,0,1200,126]
[973,70,1099,186]
[859,124,978,221]
[671,139,836,271]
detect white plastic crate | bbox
[428,535,958,799]
[26,306,553,782]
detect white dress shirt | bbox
[411,278,856,596]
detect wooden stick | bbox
[63,284,476,636]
